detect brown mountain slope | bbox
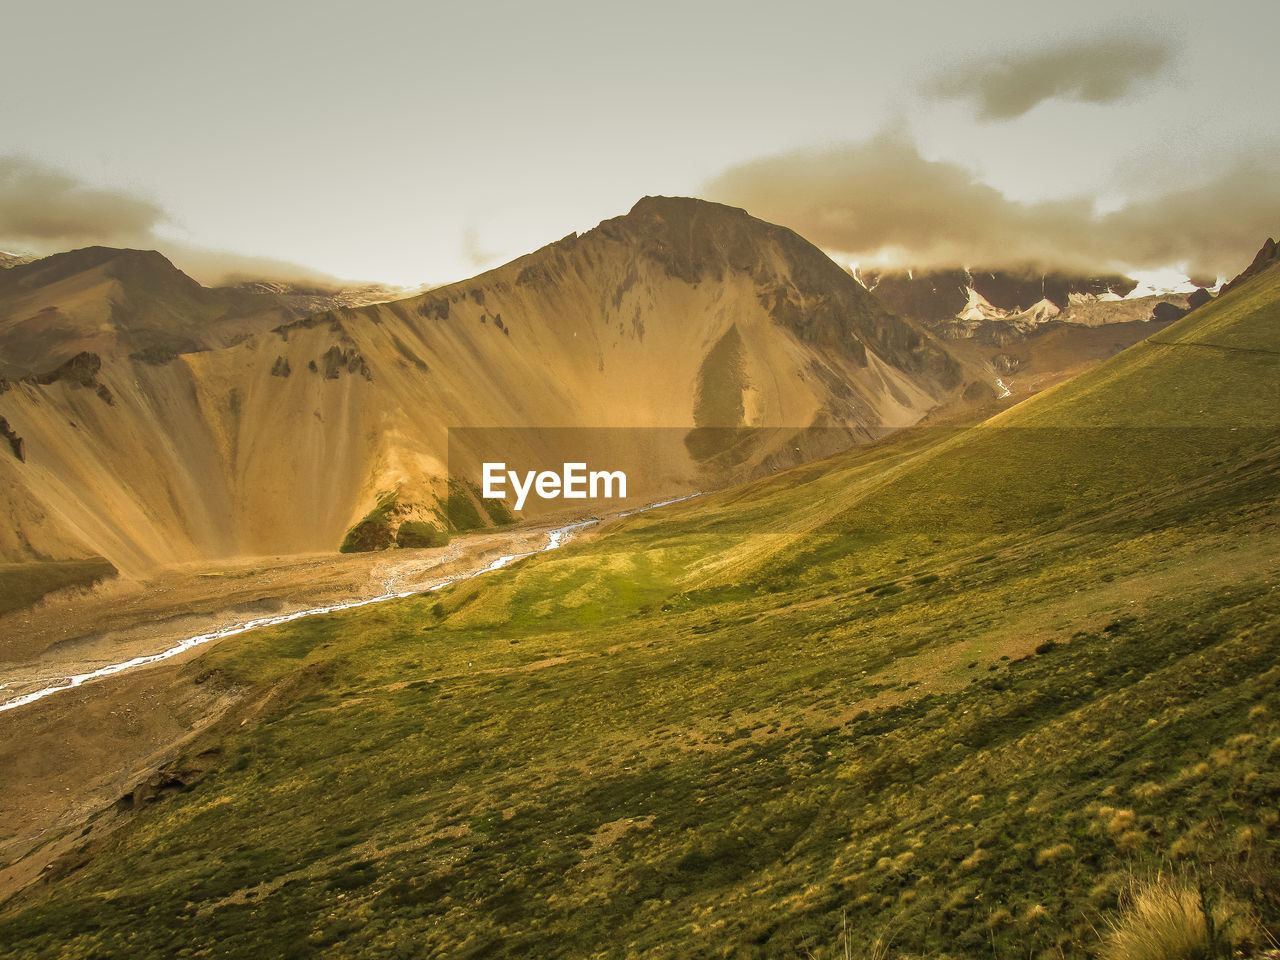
[0,248,414,379]
[0,197,961,575]
[0,248,301,377]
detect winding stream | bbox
[0,495,696,714]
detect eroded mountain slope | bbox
[0,198,960,573]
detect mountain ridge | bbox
[0,197,965,574]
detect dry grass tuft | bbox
[1132,781,1165,801]
[1036,842,1075,866]
[1107,809,1137,836]
[1100,875,1259,960]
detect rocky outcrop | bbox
[34,351,102,388]
[319,345,371,380]
[114,747,223,812]
[1219,237,1279,297]
[30,352,114,405]
[270,356,292,377]
[0,416,24,461]
[1151,302,1188,324]
[1186,287,1214,311]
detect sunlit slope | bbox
[0,198,959,573]
[2,262,1277,956]
[707,254,1280,587]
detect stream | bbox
[0,495,697,714]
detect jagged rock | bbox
[1220,237,1279,296]
[0,416,24,461]
[1151,302,1188,323]
[1186,288,1213,311]
[992,354,1021,375]
[115,748,222,811]
[130,346,181,365]
[34,351,102,387]
[980,322,1027,348]
[516,263,552,286]
[321,345,347,379]
[320,345,371,380]
[270,356,292,377]
[418,297,450,321]
[27,351,115,404]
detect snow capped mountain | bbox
[957,286,1007,322]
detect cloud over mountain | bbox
[0,156,165,247]
[0,156,348,287]
[926,34,1175,120]
[704,132,1280,279]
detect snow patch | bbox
[1125,269,1199,299]
[1017,298,1061,324]
[957,286,1007,323]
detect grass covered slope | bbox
[1,268,1278,957]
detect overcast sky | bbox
[2,0,1278,286]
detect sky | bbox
[2,0,1279,287]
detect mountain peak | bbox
[625,195,750,220]
[0,246,195,295]
[1219,236,1279,296]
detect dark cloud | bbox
[704,133,1280,280]
[927,35,1175,120]
[0,155,165,246]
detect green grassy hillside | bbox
[2,266,1278,957]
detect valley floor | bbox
[0,519,615,903]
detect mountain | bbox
[4,236,1275,956]
[852,266,1202,402]
[856,267,1136,324]
[225,278,430,316]
[0,251,35,270]
[0,198,960,574]
[0,248,412,379]
[1220,236,1279,296]
[0,248,297,377]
